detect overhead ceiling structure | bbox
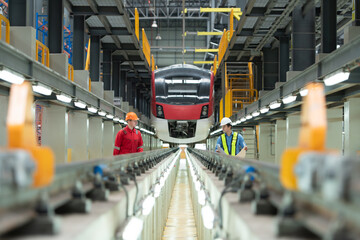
[67,0,151,79]
[222,0,353,64]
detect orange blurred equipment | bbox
[125,112,139,121]
[7,82,55,187]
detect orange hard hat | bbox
[125,112,139,121]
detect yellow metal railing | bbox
[230,9,234,40]
[0,14,10,43]
[211,8,241,76]
[142,28,151,66]
[213,55,218,75]
[228,63,258,114]
[151,54,155,72]
[68,64,74,82]
[35,40,50,67]
[135,8,139,41]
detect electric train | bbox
[151,64,214,144]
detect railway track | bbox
[0,148,178,238]
[187,148,360,240]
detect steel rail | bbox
[188,148,360,238]
[0,149,175,211]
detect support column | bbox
[112,59,120,97]
[103,121,114,157]
[73,15,85,70]
[258,123,275,163]
[114,123,121,139]
[48,0,64,53]
[90,35,100,81]
[103,49,112,90]
[0,95,9,146]
[326,108,343,151]
[321,0,337,53]
[344,98,360,155]
[286,114,301,148]
[132,82,137,109]
[68,111,88,162]
[41,104,67,163]
[9,0,27,26]
[355,0,360,26]
[263,48,278,90]
[278,36,289,82]
[89,117,103,159]
[254,61,263,91]
[275,120,286,164]
[292,3,315,71]
[126,79,132,104]
[120,70,126,100]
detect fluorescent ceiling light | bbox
[135,126,140,129]
[106,114,114,119]
[241,117,246,122]
[260,107,269,114]
[32,84,52,96]
[56,93,72,103]
[246,115,252,120]
[88,106,98,113]
[119,119,126,124]
[252,111,260,117]
[151,20,157,28]
[299,88,308,97]
[0,68,24,84]
[269,101,281,109]
[324,70,350,86]
[113,117,120,122]
[282,95,297,104]
[74,100,86,109]
[98,110,106,116]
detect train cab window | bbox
[155,71,211,105]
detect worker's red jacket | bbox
[113,126,144,155]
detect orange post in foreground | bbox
[280,82,327,190]
[7,82,55,187]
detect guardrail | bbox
[142,28,151,66]
[0,14,10,43]
[68,64,74,82]
[151,54,155,72]
[35,40,50,67]
[135,8,139,41]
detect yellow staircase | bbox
[220,62,258,119]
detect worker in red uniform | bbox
[113,112,144,155]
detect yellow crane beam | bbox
[195,49,219,53]
[197,31,223,36]
[193,61,214,64]
[199,8,241,13]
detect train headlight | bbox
[156,105,164,118]
[200,105,208,119]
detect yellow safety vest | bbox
[221,132,238,156]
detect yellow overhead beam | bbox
[233,12,241,20]
[193,61,214,64]
[199,8,241,13]
[195,48,219,53]
[197,31,223,36]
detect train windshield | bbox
[154,69,211,105]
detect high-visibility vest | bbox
[221,132,238,156]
